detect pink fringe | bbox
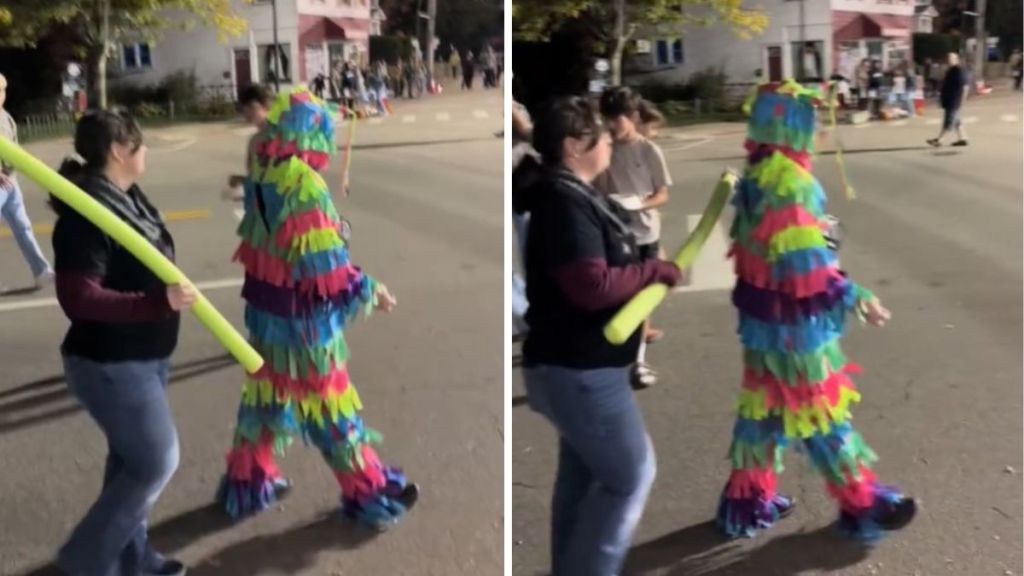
[334,445,387,500]
[827,466,877,512]
[751,205,824,244]
[235,241,362,297]
[730,244,838,298]
[742,364,862,413]
[726,467,778,499]
[225,436,282,482]
[275,210,337,249]
[250,361,352,402]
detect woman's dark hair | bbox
[53,109,143,211]
[60,109,143,178]
[599,85,641,119]
[238,84,272,109]
[532,96,603,166]
[637,99,664,127]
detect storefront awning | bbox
[834,12,912,41]
[299,15,369,44]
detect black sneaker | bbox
[777,495,797,520]
[396,482,420,511]
[952,140,969,147]
[875,496,917,531]
[926,138,941,147]
[147,559,187,576]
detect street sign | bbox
[635,40,652,54]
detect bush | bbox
[159,70,199,109]
[635,67,729,108]
[370,36,414,65]
[133,102,166,118]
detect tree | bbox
[0,0,247,109]
[514,0,768,85]
[379,0,501,57]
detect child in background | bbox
[597,88,676,389]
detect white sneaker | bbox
[35,270,55,288]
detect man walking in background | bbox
[0,73,54,293]
[928,52,970,148]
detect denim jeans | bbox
[58,356,180,576]
[523,365,656,576]
[0,179,52,278]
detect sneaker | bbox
[926,138,941,147]
[952,140,968,147]
[35,270,55,288]
[630,362,657,390]
[875,496,917,531]
[146,559,187,576]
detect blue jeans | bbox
[512,213,530,335]
[58,356,180,576]
[0,179,52,278]
[523,365,656,576]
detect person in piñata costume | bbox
[217,87,419,530]
[716,80,916,541]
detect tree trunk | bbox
[86,44,105,109]
[99,0,109,110]
[611,0,625,86]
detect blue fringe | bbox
[289,247,351,280]
[769,247,837,280]
[738,308,847,353]
[716,492,793,539]
[217,474,290,520]
[235,401,300,440]
[731,417,789,449]
[245,294,365,347]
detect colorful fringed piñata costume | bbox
[716,81,915,542]
[217,87,417,529]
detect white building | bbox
[111,0,375,98]
[626,0,915,86]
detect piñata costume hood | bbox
[716,80,915,541]
[217,87,416,529]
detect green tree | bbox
[514,0,768,84]
[0,0,247,109]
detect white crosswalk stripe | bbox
[472,109,489,119]
[962,116,979,124]
[436,112,451,121]
[401,115,416,123]
[368,117,384,125]
[1000,114,1018,122]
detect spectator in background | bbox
[928,52,970,147]
[462,51,476,90]
[1010,48,1023,91]
[0,72,55,293]
[449,48,461,80]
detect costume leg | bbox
[803,423,913,542]
[217,382,296,519]
[715,414,793,538]
[301,373,413,530]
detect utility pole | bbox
[798,0,806,82]
[271,0,280,92]
[426,0,436,84]
[974,0,986,87]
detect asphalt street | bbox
[0,88,504,575]
[512,92,1024,575]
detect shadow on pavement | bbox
[0,285,43,297]
[0,354,238,434]
[149,503,236,555]
[184,514,378,576]
[624,522,870,576]
[511,395,528,407]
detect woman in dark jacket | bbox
[520,97,684,576]
[52,110,196,576]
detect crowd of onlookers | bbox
[304,44,503,117]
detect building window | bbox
[654,38,682,67]
[259,44,292,83]
[791,41,824,81]
[121,43,152,70]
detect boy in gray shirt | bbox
[0,73,54,291]
[596,87,676,389]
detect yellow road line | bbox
[0,208,211,239]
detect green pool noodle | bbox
[0,136,264,373]
[604,170,738,345]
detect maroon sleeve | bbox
[553,258,681,312]
[56,272,172,323]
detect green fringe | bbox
[730,440,786,473]
[255,331,350,381]
[811,430,879,485]
[744,340,847,385]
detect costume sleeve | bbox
[546,190,679,311]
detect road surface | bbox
[0,89,504,576]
